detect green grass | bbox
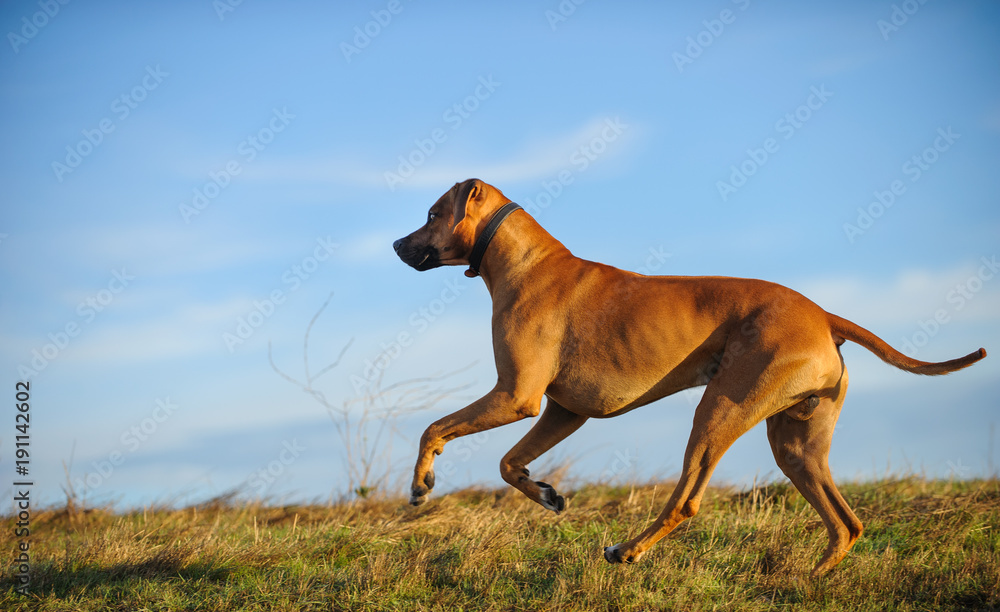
[3,478,998,611]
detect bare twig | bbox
[269,294,473,498]
[60,441,80,520]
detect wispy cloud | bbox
[43,299,245,366]
[337,230,399,264]
[3,225,319,295]
[795,260,1000,391]
[239,116,640,190]
[796,261,1000,329]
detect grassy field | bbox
[2,477,998,611]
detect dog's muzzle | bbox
[393,236,442,271]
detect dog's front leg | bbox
[410,387,541,505]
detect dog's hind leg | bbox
[603,366,776,564]
[766,372,862,578]
[499,398,588,513]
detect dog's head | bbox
[393,178,509,271]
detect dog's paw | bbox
[603,544,638,564]
[409,471,435,506]
[409,484,429,506]
[535,481,565,514]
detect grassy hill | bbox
[2,477,998,611]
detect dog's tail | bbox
[827,312,986,375]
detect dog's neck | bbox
[476,210,573,297]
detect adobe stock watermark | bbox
[69,398,179,498]
[545,0,587,31]
[51,65,169,183]
[522,117,629,217]
[340,0,412,63]
[7,0,72,54]
[222,237,339,353]
[246,439,306,496]
[601,448,638,482]
[899,255,997,357]
[878,0,932,41]
[678,290,803,408]
[672,0,751,73]
[636,245,672,276]
[842,127,959,243]
[946,458,972,478]
[212,0,246,21]
[18,268,135,379]
[438,432,490,479]
[384,75,501,191]
[179,107,295,223]
[350,276,467,394]
[716,84,833,202]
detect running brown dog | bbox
[391,178,986,577]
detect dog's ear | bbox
[452,178,485,229]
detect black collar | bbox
[464,202,522,278]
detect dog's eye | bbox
[428,212,437,223]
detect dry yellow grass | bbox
[2,477,998,611]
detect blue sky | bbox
[1,0,998,510]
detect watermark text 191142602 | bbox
[13,381,33,596]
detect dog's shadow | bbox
[3,557,231,600]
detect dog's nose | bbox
[393,238,403,253]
